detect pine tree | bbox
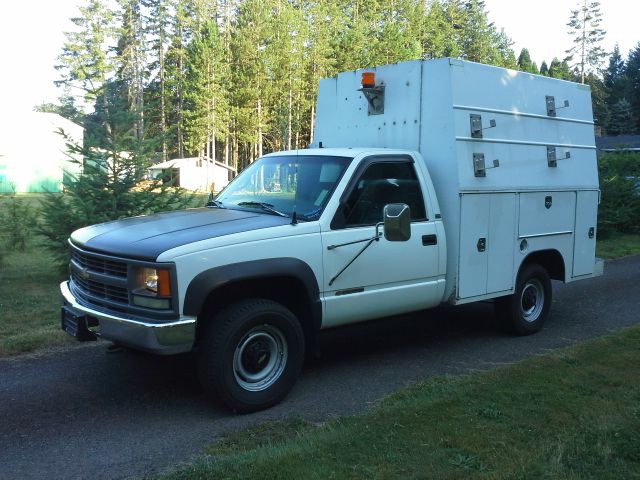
[115,0,147,140]
[494,29,517,69]
[303,0,341,145]
[230,0,272,167]
[549,57,573,80]
[459,0,496,63]
[565,0,606,83]
[517,48,537,73]
[55,0,116,104]
[421,0,458,59]
[142,0,173,161]
[624,42,640,133]
[539,61,549,76]
[183,19,228,164]
[608,98,635,135]
[34,86,84,124]
[583,73,608,130]
[165,2,189,158]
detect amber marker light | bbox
[157,269,171,297]
[361,71,375,88]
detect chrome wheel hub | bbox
[233,325,288,392]
[520,279,544,323]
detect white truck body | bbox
[60,58,602,412]
[314,58,601,305]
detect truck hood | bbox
[70,208,291,261]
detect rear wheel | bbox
[198,298,305,413]
[495,264,552,335]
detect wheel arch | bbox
[519,249,566,281]
[183,258,321,347]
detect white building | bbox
[148,157,235,192]
[0,112,83,193]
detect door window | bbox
[341,161,427,228]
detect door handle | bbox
[422,234,437,246]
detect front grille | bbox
[69,245,130,309]
[71,249,127,277]
[71,271,129,303]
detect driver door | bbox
[320,156,443,328]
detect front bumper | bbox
[60,281,196,355]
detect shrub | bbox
[39,126,194,267]
[597,151,640,236]
[0,192,36,251]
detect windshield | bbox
[215,155,352,221]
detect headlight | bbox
[142,268,171,296]
[132,267,173,310]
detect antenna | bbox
[291,150,299,225]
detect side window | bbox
[342,161,427,227]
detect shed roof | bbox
[149,157,236,172]
[595,135,640,152]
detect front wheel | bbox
[197,299,305,413]
[495,263,552,335]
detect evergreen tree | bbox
[421,0,461,59]
[303,0,341,145]
[517,48,536,73]
[142,0,173,161]
[583,73,608,130]
[165,2,189,158]
[39,102,193,266]
[608,98,635,135]
[56,0,115,104]
[34,87,84,124]
[230,0,271,166]
[539,61,549,76]
[494,29,517,69]
[115,0,147,140]
[549,57,573,80]
[625,42,640,133]
[604,44,626,98]
[565,0,606,83]
[458,0,496,63]
[183,19,228,162]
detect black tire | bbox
[494,263,552,336]
[197,298,305,413]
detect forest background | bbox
[37,0,640,173]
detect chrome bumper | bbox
[60,281,196,355]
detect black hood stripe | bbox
[71,208,291,261]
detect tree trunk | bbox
[309,104,315,145]
[257,98,263,158]
[287,86,292,150]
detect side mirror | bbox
[383,203,411,241]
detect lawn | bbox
[0,248,71,355]
[161,325,640,479]
[596,231,640,259]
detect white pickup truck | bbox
[61,58,603,412]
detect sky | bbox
[0,0,638,118]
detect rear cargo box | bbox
[314,58,599,301]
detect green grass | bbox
[160,326,640,480]
[596,232,640,259]
[0,248,71,356]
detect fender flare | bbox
[182,257,322,330]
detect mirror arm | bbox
[328,223,383,286]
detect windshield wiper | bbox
[237,201,288,217]
[206,199,225,208]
